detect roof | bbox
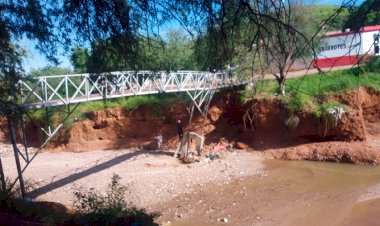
[327,25,380,38]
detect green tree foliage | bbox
[160,29,196,71]
[193,0,249,71]
[0,38,25,114]
[71,29,196,72]
[26,66,74,103]
[308,5,350,31]
[28,66,72,77]
[70,47,90,73]
[344,0,380,30]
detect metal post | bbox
[0,158,7,192]
[105,75,108,97]
[65,76,69,103]
[45,107,51,136]
[85,75,89,100]
[20,114,29,162]
[7,115,26,198]
[188,104,195,132]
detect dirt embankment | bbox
[31,87,380,164]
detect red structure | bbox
[313,25,380,68]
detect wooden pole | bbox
[0,158,7,192]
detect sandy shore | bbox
[1,147,265,210]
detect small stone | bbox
[220,218,228,223]
[161,221,171,226]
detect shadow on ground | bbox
[28,150,172,199]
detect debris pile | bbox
[181,138,235,164]
[204,138,234,161]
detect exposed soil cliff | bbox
[3,87,373,164]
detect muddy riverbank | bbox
[159,160,380,226]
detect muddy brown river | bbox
[165,160,380,226]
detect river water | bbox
[170,160,380,226]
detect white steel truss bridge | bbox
[19,70,246,110]
[5,70,250,198]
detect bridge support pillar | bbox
[186,88,215,118]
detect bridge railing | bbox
[18,70,248,109]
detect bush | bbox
[313,101,347,118]
[361,55,380,73]
[72,174,159,225]
[313,101,347,137]
[280,92,310,113]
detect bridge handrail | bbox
[18,70,249,109]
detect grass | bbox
[312,101,347,118]
[286,68,380,97]
[242,66,380,114]
[28,93,185,123]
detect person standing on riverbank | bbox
[155,131,163,150]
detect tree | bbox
[303,5,350,32]
[28,66,72,77]
[69,29,197,72]
[255,1,313,95]
[344,0,380,30]
[160,29,196,71]
[70,47,90,73]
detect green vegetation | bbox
[242,68,380,114]
[28,66,73,78]
[344,0,380,30]
[70,47,90,73]
[0,175,158,225]
[313,101,347,118]
[286,69,380,97]
[0,179,67,224]
[71,29,198,73]
[308,5,350,31]
[72,174,159,225]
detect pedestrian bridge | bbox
[9,70,251,196]
[19,70,247,110]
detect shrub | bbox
[361,55,380,73]
[313,101,347,137]
[313,101,347,118]
[280,92,310,113]
[72,174,159,225]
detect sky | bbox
[21,38,72,73]
[21,0,364,73]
